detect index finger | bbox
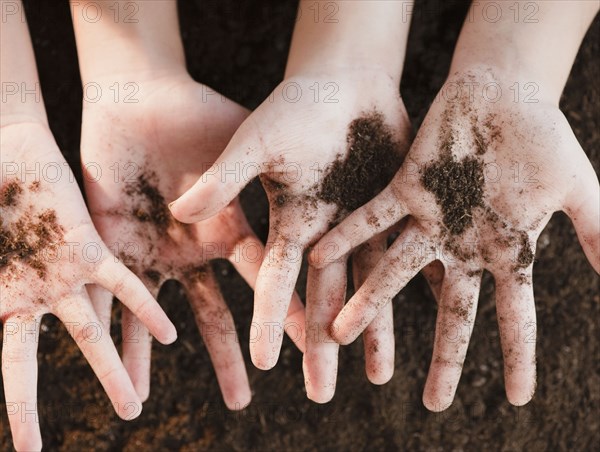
[331,225,432,345]
[91,255,177,345]
[2,315,43,452]
[310,185,408,268]
[228,233,306,353]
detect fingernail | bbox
[168,201,176,210]
[164,324,178,344]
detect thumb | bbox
[169,127,266,223]
[564,155,600,273]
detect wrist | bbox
[285,0,412,86]
[71,0,187,83]
[1,0,48,128]
[450,1,599,105]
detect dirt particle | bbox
[261,177,290,208]
[275,194,288,207]
[466,269,482,278]
[317,111,403,212]
[367,214,381,228]
[125,172,173,233]
[370,339,380,354]
[472,125,487,155]
[448,305,470,322]
[0,181,23,207]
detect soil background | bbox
[1,0,599,451]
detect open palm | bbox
[80,75,305,409]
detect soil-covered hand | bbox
[311,67,600,410]
[0,122,177,451]
[80,75,305,409]
[168,70,419,400]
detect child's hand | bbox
[169,69,415,392]
[311,67,600,410]
[1,122,177,451]
[79,75,305,409]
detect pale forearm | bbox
[0,0,47,127]
[451,0,599,104]
[285,0,413,85]
[70,0,186,83]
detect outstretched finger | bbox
[169,132,266,223]
[495,271,537,406]
[423,267,481,412]
[92,255,176,345]
[303,260,347,403]
[332,224,432,345]
[184,268,251,410]
[87,284,153,401]
[353,236,394,385]
[228,233,306,353]
[2,315,43,452]
[86,284,113,331]
[251,236,305,370]
[310,185,408,268]
[121,307,153,402]
[53,290,142,421]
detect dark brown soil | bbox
[1,1,598,451]
[422,153,485,235]
[0,181,23,207]
[318,111,403,213]
[260,178,289,208]
[516,231,535,269]
[0,181,64,280]
[125,171,173,233]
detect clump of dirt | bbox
[317,111,403,212]
[0,207,64,280]
[472,125,487,155]
[367,214,381,228]
[29,180,41,192]
[0,181,23,207]
[125,171,173,233]
[422,104,503,237]
[422,153,484,235]
[515,231,534,269]
[424,108,534,275]
[261,177,289,208]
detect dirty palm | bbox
[311,69,600,410]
